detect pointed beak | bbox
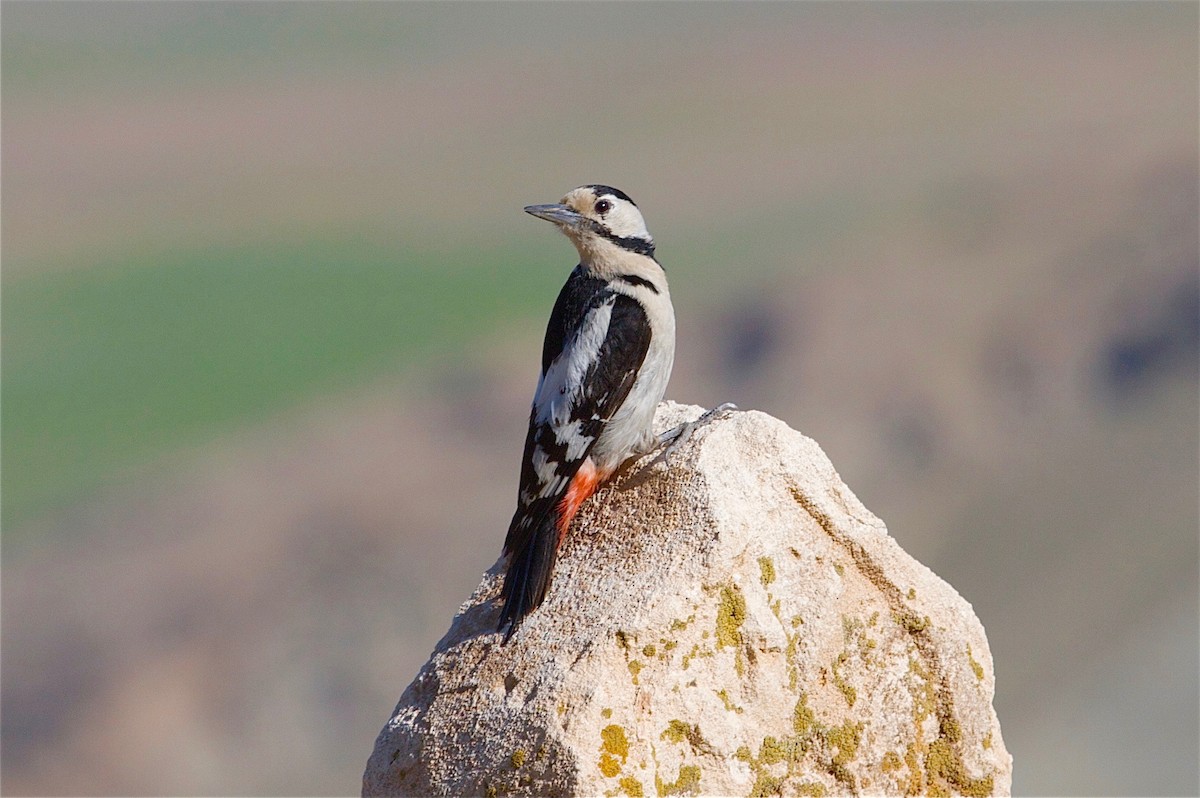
[524,203,587,231]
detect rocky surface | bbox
[363,402,1011,796]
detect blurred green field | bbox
[5,2,905,533]
[2,185,875,532]
[2,239,566,530]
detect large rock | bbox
[363,402,1012,796]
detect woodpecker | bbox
[497,184,680,641]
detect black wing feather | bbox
[576,293,652,440]
[540,266,608,374]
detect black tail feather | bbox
[498,510,560,643]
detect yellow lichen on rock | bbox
[715,584,746,649]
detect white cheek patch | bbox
[607,203,650,240]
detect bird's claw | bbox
[652,403,739,467]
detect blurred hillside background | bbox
[2,2,1197,794]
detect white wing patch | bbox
[534,296,614,430]
[529,446,555,489]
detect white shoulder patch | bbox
[534,296,615,429]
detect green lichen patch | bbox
[732,714,877,798]
[655,764,701,797]
[827,721,862,767]
[716,688,744,714]
[643,644,658,659]
[831,652,858,707]
[782,628,801,657]
[602,707,613,719]
[758,736,787,765]
[881,751,903,772]
[967,644,985,681]
[628,660,643,684]
[616,629,633,651]
[715,584,746,649]
[982,732,992,750]
[732,719,823,798]
[902,743,923,795]
[510,749,526,769]
[896,612,930,633]
[758,556,777,587]
[825,720,863,790]
[661,720,691,744]
[833,562,845,577]
[661,720,710,754]
[902,654,998,797]
[941,717,962,744]
[748,772,783,797]
[908,657,938,726]
[907,588,917,600]
[784,631,800,686]
[925,738,994,797]
[669,614,696,632]
[841,615,863,643]
[830,614,884,708]
[828,763,854,789]
[793,694,815,736]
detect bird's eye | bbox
[595,199,612,215]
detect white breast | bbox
[590,285,676,471]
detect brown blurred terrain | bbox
[3,3,1197,795]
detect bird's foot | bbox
[651,403,739,467]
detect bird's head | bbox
[525,185,655,263]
